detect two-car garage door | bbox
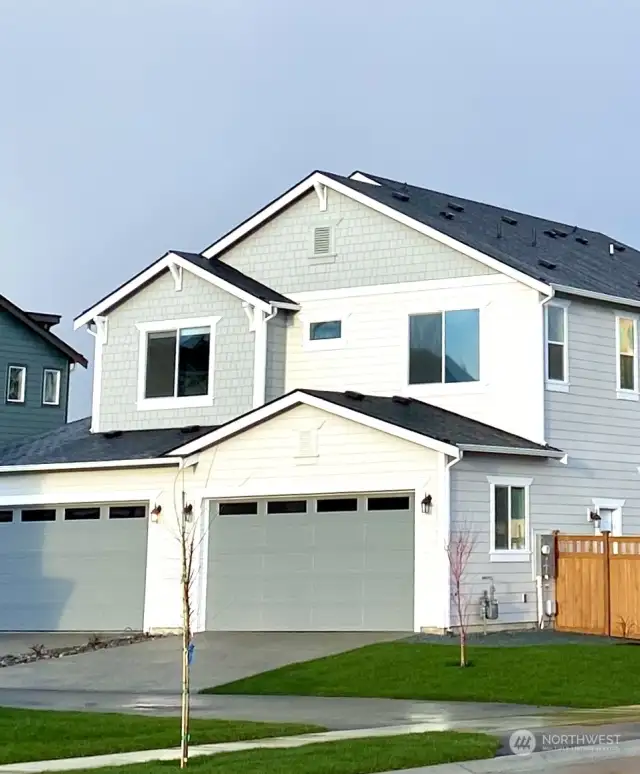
[206,493,414,631]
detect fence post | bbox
[603,531,611,637]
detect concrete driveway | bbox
[0,631,402,693]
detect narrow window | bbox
[546,305,567,382]
[367,495,411,511]
[313,226,332,256]
[309,321,342,341]
[617,317,636,392]
[21,508,56,523]
[0,510,13,524]
[64,507,101,521]
[218,501,258,516]
[317,497,358,512]
[267,500,307,514]
[42,369,62,406]
[492,485,528,551]
[409,310,479,385]
[108,505,146,520]
[144,327,211,399]
[6,366,26,403]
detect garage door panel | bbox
[207,493,414,632]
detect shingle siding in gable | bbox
[218,189,496,294]
[0,311,69,443]
[98,270,254,432]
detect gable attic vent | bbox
[313,226,332,256]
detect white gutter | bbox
[458,444,565,459]
[0,458,182,474]
[552,283,640,310]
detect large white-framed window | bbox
[136,316,220,411]
[616,314,638,400]
[6,365,26,404]
[408,308,480,386]
[42,368,61,406]
[488,475,532,562]
[545,301,569,390]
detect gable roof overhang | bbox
[74,251,299,329]
[168,389,565,461]
[0,295,87,366]
[200,171,553,298]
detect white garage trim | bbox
[0,491,158,506]
[0,458,181,474]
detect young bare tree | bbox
[445,524,478,667]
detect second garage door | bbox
[206,493,414,631]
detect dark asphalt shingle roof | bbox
[171,252,296,306]
[0,418,215,467]
[325,171,640,304]
[302,390,561,453]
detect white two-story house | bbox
[0,169,638,635]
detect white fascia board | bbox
[459,443,565,459]
[0,458,181,474]
[0,490,159,506]
[552,284,640,310]
[201,171,549,297]
[74,253,272,329]
[170,390,461,458]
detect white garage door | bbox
[206,493,414,631]
[0,503,148,631]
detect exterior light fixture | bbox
[150,504,162,523]
[183,503,194,523]
[421,494,433,514]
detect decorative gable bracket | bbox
[313,181,328,212]
[242,302,257,332]
[168,261,183,291]
[88,315,108,345]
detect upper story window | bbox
[488,476,532,561]
[309,320,341,341]
[6,365,26,403]
[616,315,638,400]
[42,369,61,406]
[408,309,479,385]
[303,311,347,351]
[545,303,568,389]
[136,316,220,411]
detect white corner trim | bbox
[0,458,181,474]
[200,171,551,297]
[0,490,159,506]
[169,390,461,458]
[74,253,273,329]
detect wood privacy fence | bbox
[555,532,640,638]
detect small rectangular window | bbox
[617,316,637,392]
[0,510,13,524]
[367,496,411,511]
[317,497,358,512]
[6,366,26,403]
[42,369,62,406]
[21,509,56,523]
[545,305,567,382]
[267,500,307,514]
[409,310,480,385]
[309,321,342,341]
[492,484,528,551]
[65,507,101,521]
[108,505,146,520]
[313,226,332,256]
[218,501,259,516]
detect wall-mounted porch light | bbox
[421,494,433,514]
[150,504,162,523]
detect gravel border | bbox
[403,630,634,646]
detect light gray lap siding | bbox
[99,270,254,432]
[265,313,288,402]
[218,190,496,293]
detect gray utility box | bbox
[537,533,557,579]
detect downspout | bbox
[252,306,278,408]
[441,450,463,631]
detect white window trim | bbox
[592,497,625,537]
[487,475,533,562]
[6,366,26,404]
[545,300,570,391]
[406,306,484,392]
[136,316,221,411]
[301,309,349,351]
[42,368,62,406]
[616,314,639,400]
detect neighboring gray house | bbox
[0,294,87,443]
[0,169,638,635]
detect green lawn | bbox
[203,641,640,708]
[0,707,323,765]
[53,732,499,774]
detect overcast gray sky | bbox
[1,0,638,419]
